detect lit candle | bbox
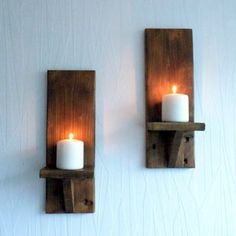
[162,85,189,122]
[56,133,84,170]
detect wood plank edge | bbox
[146,166,195,169]
[45,210,95,214]
[40,167,94,179]
[147,122,205,131]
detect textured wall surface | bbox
[0,0,236,235]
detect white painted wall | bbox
[0,0,236,235]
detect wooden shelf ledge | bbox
[147,122,205,132]
[40,167,94,179]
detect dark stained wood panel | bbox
[145,29,194,122]
[145,29,196,168]
[47,70,95,169]
[43,70,95,213]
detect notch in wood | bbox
[145,29,205,168]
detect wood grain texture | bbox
[45,70,95,213]
[40,167,94,179]
[145,29,194,122]
[145,29,196,168]
[47,70,95,169]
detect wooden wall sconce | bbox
[40,70,95,213]
[145,29,205,168]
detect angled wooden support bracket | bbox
[167,131,196,167]
[168,131,184,167]
[63,179,75,213]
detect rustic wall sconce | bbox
[145,29,205,168]
[40,70,95,213]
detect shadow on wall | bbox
[0,70,48,216]
[0,149,45,215]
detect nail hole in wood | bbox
[184,158,188,165]
[152,144,156,150]
[185,137,190,142]
[84,199,93,206]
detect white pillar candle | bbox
[56,133,84,170]
[162,85,189,122]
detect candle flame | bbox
[172,85,177,94]
[68,133,74,140]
